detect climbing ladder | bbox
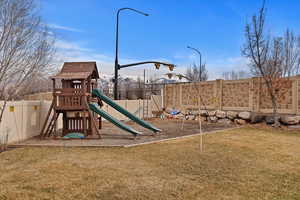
[142,97,150,119]
[42,112,59,138]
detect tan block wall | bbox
[0,97,161,144]
[165,81,216,110]
[24,92,53,101]
[222,80,250,108]
[163,75,300,114]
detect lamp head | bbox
[154,63,160,69]
[165,73,173,79]
[168,64,175,71]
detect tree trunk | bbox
[0,100,8,152]
[265,79,281,127]
[269,90,281,127]
[0,100,7,127]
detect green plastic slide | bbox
[89,103,141,136]
[92,89,161,133]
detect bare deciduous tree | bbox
[18,73,54,96]
[147,76,164,95]
[0,0,55,126]
[185,63,208,82]
[242,2,282,126]
[282,29,300,76]
[242,2,300,126]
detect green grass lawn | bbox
[0,127,300,200]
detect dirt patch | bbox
[11,119,235,147]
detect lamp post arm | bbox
[114,7,149,100]
[118,8,149,16]
[187,46,202,81]
[119,61,174,69]
[187,46,202,64]
[116,8,148,64]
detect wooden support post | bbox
[62,112,67,136]
[40,101,54,137]
[82,80,87,136]
[98,116,102,129]
[54,113,57,136]
[84,100,100,137]
[53,79,57,109]
[83,111,87,136]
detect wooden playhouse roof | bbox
[52,62,99,79]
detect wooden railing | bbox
[63,117,91,135]
[54,89,86,110]
[54,88,83,94]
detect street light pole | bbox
[187,46,202,81]
[114,8,149,100]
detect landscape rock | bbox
[174,113,184,119]
[189,110,199,115]
[238,111,251,120]
[218,118,233,125]
[280,115,299,125]
[250,113,265,124]
[190,115,197,120]
[199,110,208,116]
[165,108,172,113]
[216,110,226,118]
[295,116,300,122]
[234,119,247,125]
[265,116,275,124]
[287,125,300,129]
[227,111,238,119]
[184,114,197,120]
[200,116,208,121]
[208,110,216,116]
[209,116,218,123]
[185,115,191,120]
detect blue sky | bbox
[40,0,300,80]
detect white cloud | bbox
[170,55,249,80]
[205,56,249,80]
[53,39,179,80]
[173,52,198,62]
[53,39,250,81]
[48,23,83,33]
[55,40,91,51]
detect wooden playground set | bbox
[40,62,161,139]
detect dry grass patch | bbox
[0,127,300,200]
